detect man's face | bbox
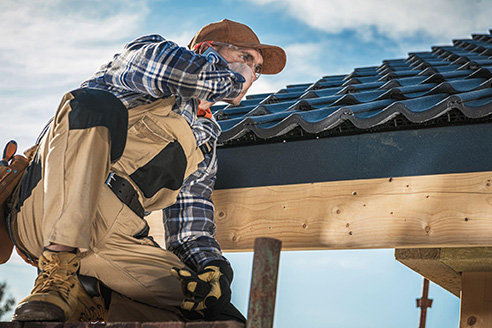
[214,43,263,105]
[215,43,263,81]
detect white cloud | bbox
[169,30,201,49]
[284,42,326,77]
[246,42,330,95]
[247,0,491,43]
[0,0,150,147]
[0,0,148,83]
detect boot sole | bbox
[12,301,65,322]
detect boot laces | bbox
[33,254,78,301]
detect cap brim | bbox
[230,42,286,75]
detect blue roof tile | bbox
[214,29,492,145]
[302,86,344,98]
[383,76,428,87]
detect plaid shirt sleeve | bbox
[91,35,244,103]
[162,118,227,271]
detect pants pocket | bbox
[90,186,124,249]
[112,113,174,177]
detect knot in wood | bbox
[467,316,477,326]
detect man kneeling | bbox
[5,19,285,323]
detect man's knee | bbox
[68,88,128,162]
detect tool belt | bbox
[0,141,37,264]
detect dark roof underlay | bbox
[212,30,492,147]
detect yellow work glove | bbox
[171,260,233,319]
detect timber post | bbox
[460,272,492,328]
[246,237,282,328]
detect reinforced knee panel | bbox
[68,88,128,163]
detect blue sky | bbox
[1,0,491,326]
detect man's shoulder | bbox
[124,34,167,49]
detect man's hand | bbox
[171,260,233,319]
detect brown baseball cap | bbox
[188,19,286,75]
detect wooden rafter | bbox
[211,171,492,252]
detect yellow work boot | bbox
[12,250,83,322]
[69,294,107,322]
[68,278,108,323]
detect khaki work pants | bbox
[10,89,204,319]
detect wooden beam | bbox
[396,247,492,300]
[441,248,492,272]
[212,171,492,251]
[395,248,461,297]
[460,272,492,327]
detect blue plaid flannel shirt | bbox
[81,34,244,271]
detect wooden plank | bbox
[64,323,105,328]
[0,323,22,328]
[395,248,461,297]
[142,323,185,328]
[186,322,244,327]
[396,247,492,299]
[105,324,141,328]
[25,323,63,328]
[441,248,492,272]
[460,272,492,327]
[212,171,492,251]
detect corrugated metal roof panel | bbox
[213,29,492,146]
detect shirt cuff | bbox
[224,72,245,99]
[232,71,246,83]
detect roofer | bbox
[6,19,286,322]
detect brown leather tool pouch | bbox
[0,145,37,264]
